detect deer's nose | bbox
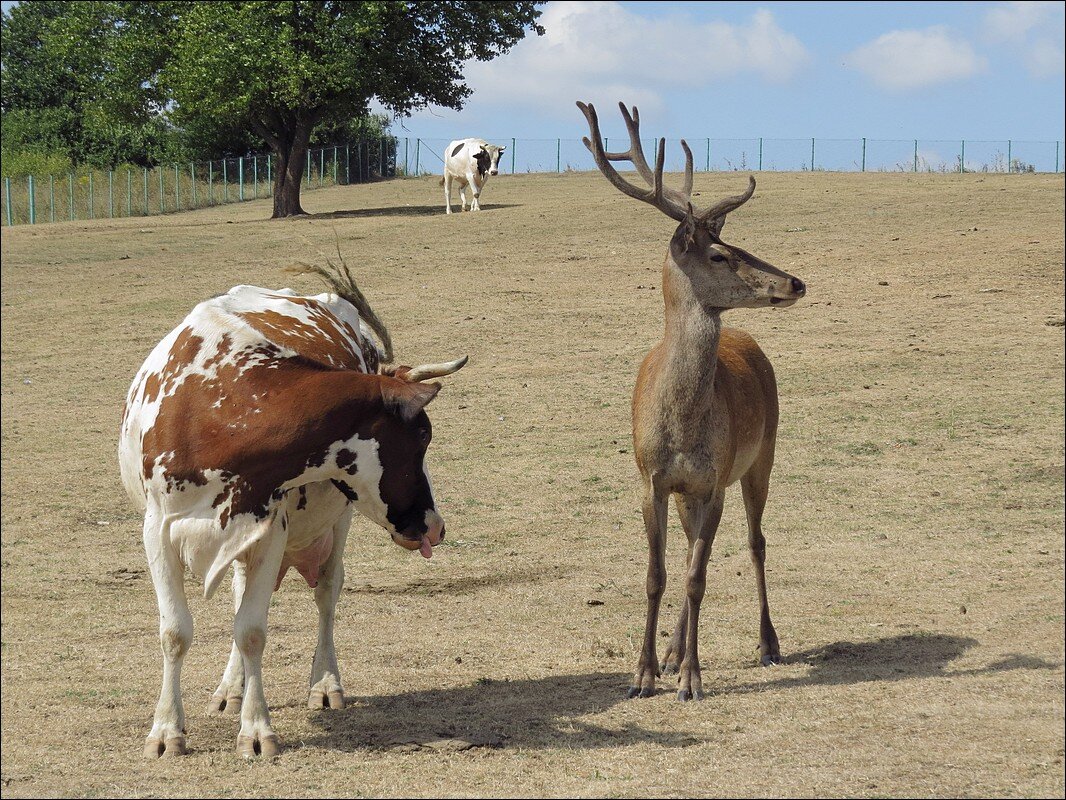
[791,277,806,296]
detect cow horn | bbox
[404,355,469,382]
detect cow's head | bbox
[362,356,468,558]
[477,144,506,177]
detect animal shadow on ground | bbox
[720,632,1062,695]
[308,203,521,220]
[303,670,659,753]
[303,633,1061,754]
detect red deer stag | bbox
[577,101,806,701]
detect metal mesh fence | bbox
[4,136,1060,226]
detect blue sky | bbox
[395,1,1065,144]
[3,1,1063,145]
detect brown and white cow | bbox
[442,137,506,214]
[119,276,466,759]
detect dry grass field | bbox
[1,169,1064,798]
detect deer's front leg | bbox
[628,480,668,699]
[675,493,724,702]
[307,514,351,710]
[661,540,693,675]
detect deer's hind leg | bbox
[741,447,781,666]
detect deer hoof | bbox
[677,689,704,702]
[760,653,781,666]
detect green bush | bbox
[0,148,73,178]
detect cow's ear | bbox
[381,379,441,422]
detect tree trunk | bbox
[270,122,313,218]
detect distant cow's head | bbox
[361,357,468,558]
[476,144,506,177]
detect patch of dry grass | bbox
[1,171,1063,797]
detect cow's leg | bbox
[307,512,351,710]
[444,173,453,214]
[143,510,193,758]
[233,517,288,758]
[469,174,482,211]
[208,561,246,715]
[458,181,468,212]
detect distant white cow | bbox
[442,138,506,214]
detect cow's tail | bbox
[288,250,394,365]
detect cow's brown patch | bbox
[237,303,365,371]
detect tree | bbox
[162,2,543,217]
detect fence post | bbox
[404,138,409,177]
[706,138,711,172]
[208,161,214,205]
[69,173,75,220]
[50,175,55,222]
[321,147,326,187]
[380,136,385,178]
[557,138,561,173]
[333,146,338,184]
[143,168,149,215]
[239,157,245,201]
[913,140,918,172]
[759,138,763,171]
[4,178,11,226]
[223,159,229,202]
[88,173,94,219]
[960,140,965,173]
[414,139,420,177]
[861,138,866,172]
[28,176,36,224]
[266,154,271,187]
[345,145,350,183]
[127,169,132,216]
[306,150,311,186]
[109,171,114,218]
[810,138,815,171]
[1007,140,1011,173]
[511,137,516,174]
[191,163,197,207]
[253,157,258,199]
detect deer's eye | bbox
[708,251,728,263]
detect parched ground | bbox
[1,170,1063,798]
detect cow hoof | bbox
[143,735,186,759]
[207,693,242,715]
[237,733,281,759]
[307,689,345,710]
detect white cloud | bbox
[983,2,1064,78]
[847,27,986,91]
[423,2,811,121]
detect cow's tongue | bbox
[419,537,433,559]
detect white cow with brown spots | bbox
[119,265,466,758]
[442,138,506,213]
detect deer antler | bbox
[577,101,693,222]
[578,101,754,227]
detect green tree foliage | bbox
[1,1,543,215]
[161,1,543,216]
